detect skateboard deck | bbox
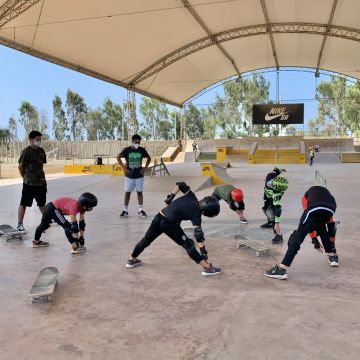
[0,224,26,241]
[234,235,271,256]
[29,267,59,302]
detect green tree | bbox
[66,89,87,140]
[0,128,11,142]
[85,108,103,140]
[139,97,168,140]
[8,116,17,140]
[315,76,347,136]
[184,102,203,139]
[18,101,39,136]
[39,110,49,139]
[201,107,217,139]
[102,98,123,139]
[343,81,360,136]
[52,95,68,140]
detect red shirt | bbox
[52,197,82,216]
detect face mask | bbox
[133,144,139,149]
[33,140,41,147]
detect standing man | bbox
[265,186,338,280]
[192,140,198,152]
[117,134,151,218]
[212,184,248,223]
[17,131,47,232]
[260,167,288,243]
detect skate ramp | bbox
[200,162,235,185]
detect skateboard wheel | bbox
[256,251,260,257]
[236,243,240,249]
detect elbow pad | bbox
[194,227,205,243]
[70,221,79,234]
[176,182,190,194]
[79,219,86,231]
[274,205,282,223]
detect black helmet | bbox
[79,192,98,209]
[199,196,220,218]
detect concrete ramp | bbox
[200,162,235,185]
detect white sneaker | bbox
[17,224,25,232]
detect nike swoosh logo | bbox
[264,112,288,121]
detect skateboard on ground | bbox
[0,224,26,241]
[234,234,271,257]
[29,267,59,303]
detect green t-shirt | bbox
[213,184,235,203]
[18,146,47,186]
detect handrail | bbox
[315,170,327,188]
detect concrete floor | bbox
[0,161,360,360]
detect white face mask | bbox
[133,144,139,149]
[33,140,41,147]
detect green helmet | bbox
[272,176,288,192]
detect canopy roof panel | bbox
[1,0,360,106]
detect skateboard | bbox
[0,224,26,241]
[29,267,59,303]
[234,234,271,257]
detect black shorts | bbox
[20,183,47,207]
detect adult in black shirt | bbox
[265,186,339,280]
[17,130,47,231]
[117,134,151,218]
[126,182,222,277]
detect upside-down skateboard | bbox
[0,224,26,241]
[29,267,59,303]
[234,234,271,257]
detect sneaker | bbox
[71,245,86,254]
[260,222,274,229]
[120,210,129,218]
[264,264,288,280]
[32,240,49,248]
[272,233,284,244]
[17,224,25,232]
[202,264,222,277]
[138,210,147,218]
[239,218,249,224]
[126,259,142,269]
[328,255,339,267]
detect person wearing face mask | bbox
[117,134,151,218]
[211,184,248,224]
[32,192,98,254]
[17,130,47,232]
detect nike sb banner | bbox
[252,104,304,125]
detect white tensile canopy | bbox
[1,0,359,106]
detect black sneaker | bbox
[260,222,274,229]
[272,233,284,244]
[138,210,147,218]
[120,210,129,218]
[32,240,49,248]
[329,255,339,267]
[264,264,288,280]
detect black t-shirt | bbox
[119,146,150,179]
[161,191,201,226]
[304,186,337,212]
[18,146,47,186]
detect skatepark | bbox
[1,153,360,359]
[2,0,360,359]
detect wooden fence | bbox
[0,140,179,163]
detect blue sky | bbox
[0,45,330,138]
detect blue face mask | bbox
[33,140,41,147]
[133,144,139,149]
